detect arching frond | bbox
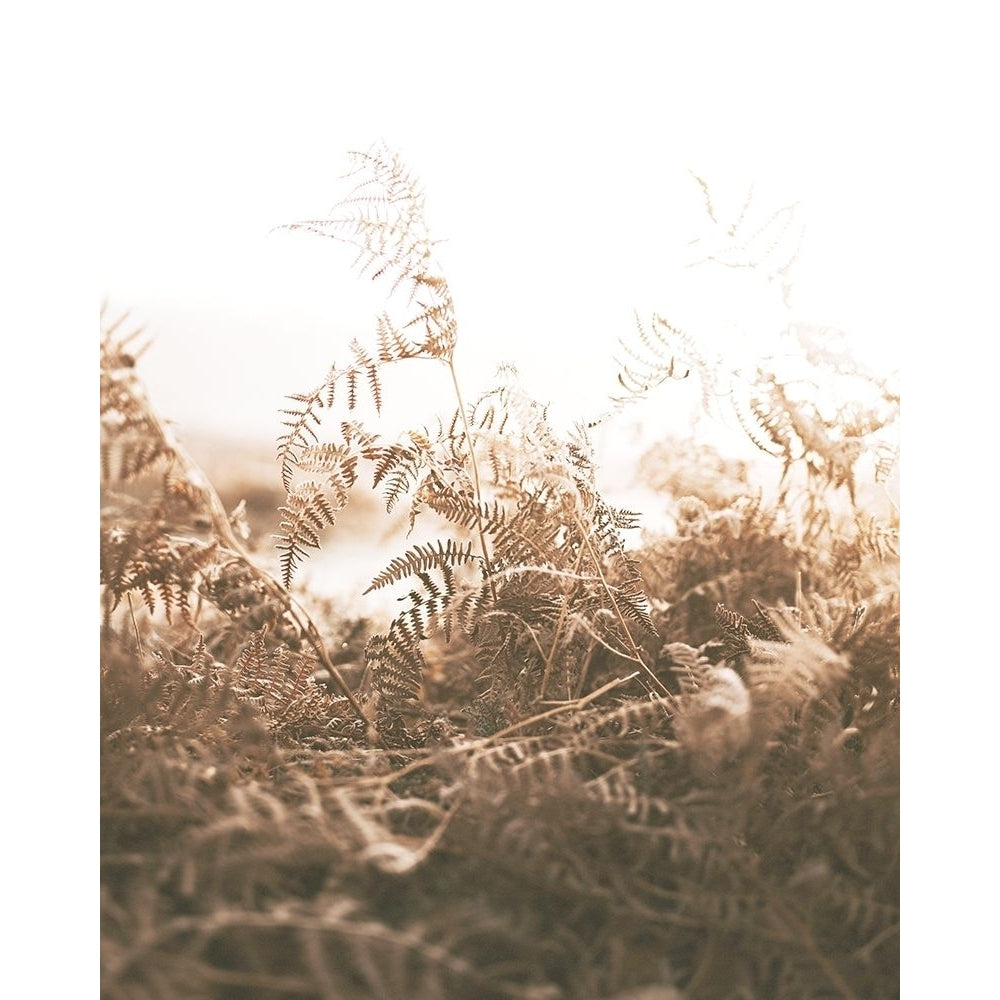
[365,539,479,594]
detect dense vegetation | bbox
[101,145,899,999]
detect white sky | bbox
[98,2,919,455]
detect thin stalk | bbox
[447,357,497,603]
[126,593,144,659]
[540,542,588,698]
[573,513,669,697]
[484,669,643,742]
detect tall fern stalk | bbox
[274,143,494,589]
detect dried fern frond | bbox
[101,311,177,484]
[685,176,804,289]
[366,539,480,594]
[277,140,457,362]
[610,312,698,413]
[365,629,426,705]
[612,178,899,567]
[277,373,337,492]
[274,480,340,589]
[101,307,369,727]
[274,146,470,588]
[101,519,220,625]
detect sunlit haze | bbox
[100,3,910,465]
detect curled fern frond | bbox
[611,313,725,417]
[613,311,691,403]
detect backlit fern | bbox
[275,145,662,727]
[100,308,370,724]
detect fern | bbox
[612,180,899,560]
[277,140,458,361]
[275,480,341,589]
[365,539,479,594]
[275,148,664,725]
[686,175,804,296]
[101,518,220,626]
[100,309,370,728]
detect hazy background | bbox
[98,2,911,462]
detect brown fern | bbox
[100,308,370,730]
[274,150,665,725]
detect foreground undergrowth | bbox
[101,146,899,999]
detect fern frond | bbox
[689,170,718,224]
[489,514,565,574]
[419,488,508,536]
[344,338,383,412]
[339,419,381,454]
[613,311,691,399]
[731,390,789,460]
[101,319,178,484]
[199,558,298,644]
[101,519,220,626]
[365,539,479,594]
[742,632,849,735]
[278,140,457,361]
[275,482,340,588]
[368,438,428,508]
[406,298,459,360]
[587,768,673,825]
[611,313,728,420]
[714,602,754,660]
[277,378,334,492]
[294,443,358,507]
[577,696,674,739]
[365,631,425,703]
[374,312,421,362]
[827,511,899,596]
[233,625,269,677]
[687,182,804,281]
[608,582,657,637]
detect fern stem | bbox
[447,358,498,602]
[573,514,669,697]
[126,593,144,659]
[483,669,643,742]
[540,542,588,698]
